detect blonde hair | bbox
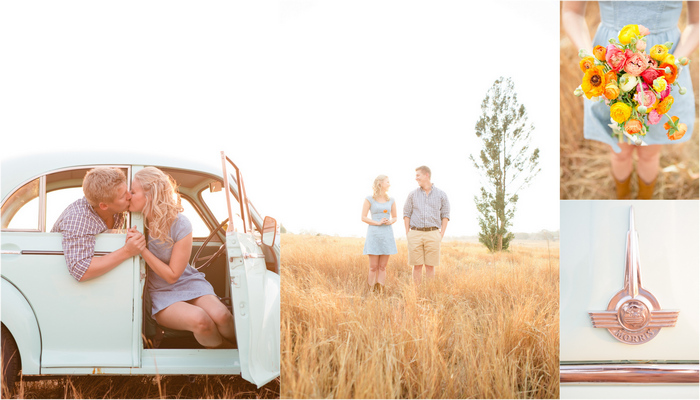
[372,175,389,201]
[134,167,183,247]
[416,165,431,177]
[83,167,127,207]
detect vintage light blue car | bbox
[1,151,280,392]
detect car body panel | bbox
[2,232,139,368]
[227,231,280,387]
[0,279,41,375]
[43,349,241,375]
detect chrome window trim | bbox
[560,364,699,384]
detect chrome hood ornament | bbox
[589,206,679,345]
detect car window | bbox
[200,187,245,234]
[46,187,84,231]
[180,197,211,239]
[1,178,40,231]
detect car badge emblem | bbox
[588,206,679,345]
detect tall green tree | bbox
[470,77,540,252]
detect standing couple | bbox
[361,166,450,291]
[51,166,236,348]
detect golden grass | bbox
[281,234,559,399]
[2,367,280,399]
[560,2,699,199]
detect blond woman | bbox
[361,175,397,292]
[129,167,235,348]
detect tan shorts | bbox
[407,229,441,266]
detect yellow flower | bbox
[662,53,676,65]
[610,102,632,124]
[581,66,606,98]
[652,77,667,93]
[618,24,640,45]
[650,44,669,62]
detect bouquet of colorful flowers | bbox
[574,24,690,144]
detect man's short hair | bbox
[416,165,431,177]
[82,167,127,207]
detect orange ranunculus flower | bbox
[581,66,606,98]
[661,61,678,84]
[593,45,607,61]
[649,44,668,62]
[605,70,618,85]
[579,56,596,72]
[604,83,620,100]
[656,95,674,114]
[663,116,679,130]
[664,116,687,140]
[669,123,688,140]
[618,24,640,45]
[610,102,632,124]
[624,119,644,135]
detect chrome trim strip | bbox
[243,253,266,259]
[560,364,699,384]
[1,251,21,255]
[19,250,111,256]
[39,175,47,232]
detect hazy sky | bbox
[1,1,560,238]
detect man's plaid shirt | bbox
[51,197,126,281]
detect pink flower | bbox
[634,88,656,109]
[606,44,627,72]
[647,110,662,125]
[624,49,648,76]
[638,25,650,36]
[644,53,658,70]
[658,86,671,99]
[640,68,660,85]
[636,39,647,52]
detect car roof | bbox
[1,151,223,201]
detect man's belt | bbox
[410,227,439,231]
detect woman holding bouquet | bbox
[563,1,698,199]
[361,175,397,293]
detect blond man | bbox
[403,166,450,284]
[52,167,145,281]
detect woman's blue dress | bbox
[363,196,398,255]
[584,1,695,152]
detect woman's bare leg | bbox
[610,143,635,181]
[377,255,390,286]
[636,144,662,184]
[189,295,236,344]
[155,301,223,347]
[368,255,379,286]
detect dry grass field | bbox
[281,234,559,399]
[1,374,279,399]
[560,2,699,199]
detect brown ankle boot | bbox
[637,175,657,199]
[614,174,632,199]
